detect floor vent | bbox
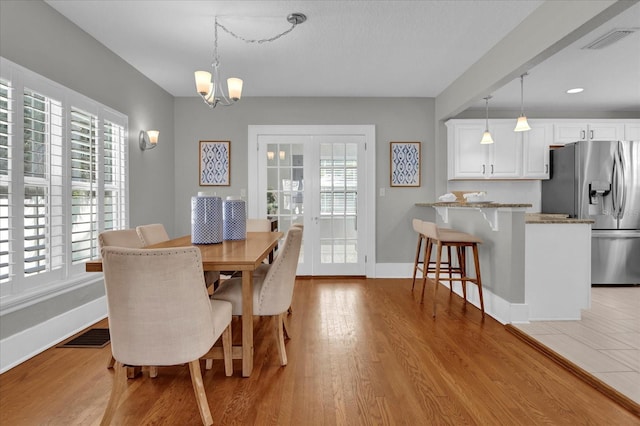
[582,28,638,50]
[58,328,110,348]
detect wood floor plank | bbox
[1,278,638,425]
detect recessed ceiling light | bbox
[567,88,584,94]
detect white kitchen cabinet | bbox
[522,121,553,179]
[447,119,636,181]
[553,120,624,144]
[625,122,640,140]
[447,120,521,179]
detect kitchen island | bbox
[416,203,593,323]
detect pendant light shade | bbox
[514,115,531,132]
[481,96,494,144]
[480,131,494,144]
[514,73,531,132]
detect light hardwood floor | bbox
[1,278,638,425]
[514,286,640,405]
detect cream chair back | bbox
[136,223,170,247]
[101,246,221,366]
[421,221,440,241]
[99,229,144,249]
[256,227,303,316]
[246,218,272,232]
[412,218,423,235]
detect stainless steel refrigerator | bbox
[542,140,640,285]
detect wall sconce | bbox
[139,130,159,150]
[267,151,275,160]
[279,151,286,160]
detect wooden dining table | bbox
[85,231,283,377]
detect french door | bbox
[248,125,375,277]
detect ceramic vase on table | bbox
[223,196,246,240]
[191,193,223,244]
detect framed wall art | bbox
[390,141,421,187]
[199,140,230,186]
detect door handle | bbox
[590,130,594,140]
[482,164,486,175]
[545,164,548,174]
[491,164,494,174]
[580,130,586,140]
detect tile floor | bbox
[514,286,640,404]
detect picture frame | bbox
[199,140,230,186]
[390,142,421,187]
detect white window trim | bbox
[0,57,129,314]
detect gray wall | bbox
[0,1,175,338]
[174,97,435,263]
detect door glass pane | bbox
[319,142,358,264]
[265,141,304,232]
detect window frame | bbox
[0,57,129,313]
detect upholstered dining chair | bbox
[212,226,302,366]
[98,229,147,375]
[137,223,220,289]
[135,223,170,246]
[99,246,232,426]
[246,218,272,232]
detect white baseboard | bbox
[374,264,529,324]
[0,296,107,373]
[374,263,415,278]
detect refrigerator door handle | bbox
[617,142,626,220]
[612,150,619,217]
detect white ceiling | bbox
[45,0,640,113]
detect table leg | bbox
[241,270,254,377]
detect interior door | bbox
[249,125,375,277]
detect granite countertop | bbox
[416,202,532,208]
[525,213,594,224]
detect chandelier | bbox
[194,13,307,108]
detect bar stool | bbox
[420,221,485,317]
[411,218,460,293]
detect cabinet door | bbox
[488,122,522,178]
[589,123,624,141]
[625,123,640,141]
[448,123,488,179]
[554,123,587,144]
[523,122,552,179]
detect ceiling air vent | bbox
[582,28,639,49]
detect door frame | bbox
[248,125,376,278]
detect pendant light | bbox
[514,73,531,132]
[480,96,494,144]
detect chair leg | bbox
[100,361,127,426]
[472,243,485,317]
[274,313,288,366]
[411,234,423,291]
[149,366,158,378]
[433,242,443,317]
[126,366,142,379]
[222,324,233,377]
[282,312,292,340]
[188,360,213,426]
[460,246,468,302]
[420,238,433,303]
[107,355,115,369]
[446,246,453,293]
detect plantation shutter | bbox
[70,107,98,264]
[0,79,11,283]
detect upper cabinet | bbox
[446,119,550,180]
[522,121,553,179]
[625,122,640,141]
[447,119,639,181]
[552,120,630,144]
